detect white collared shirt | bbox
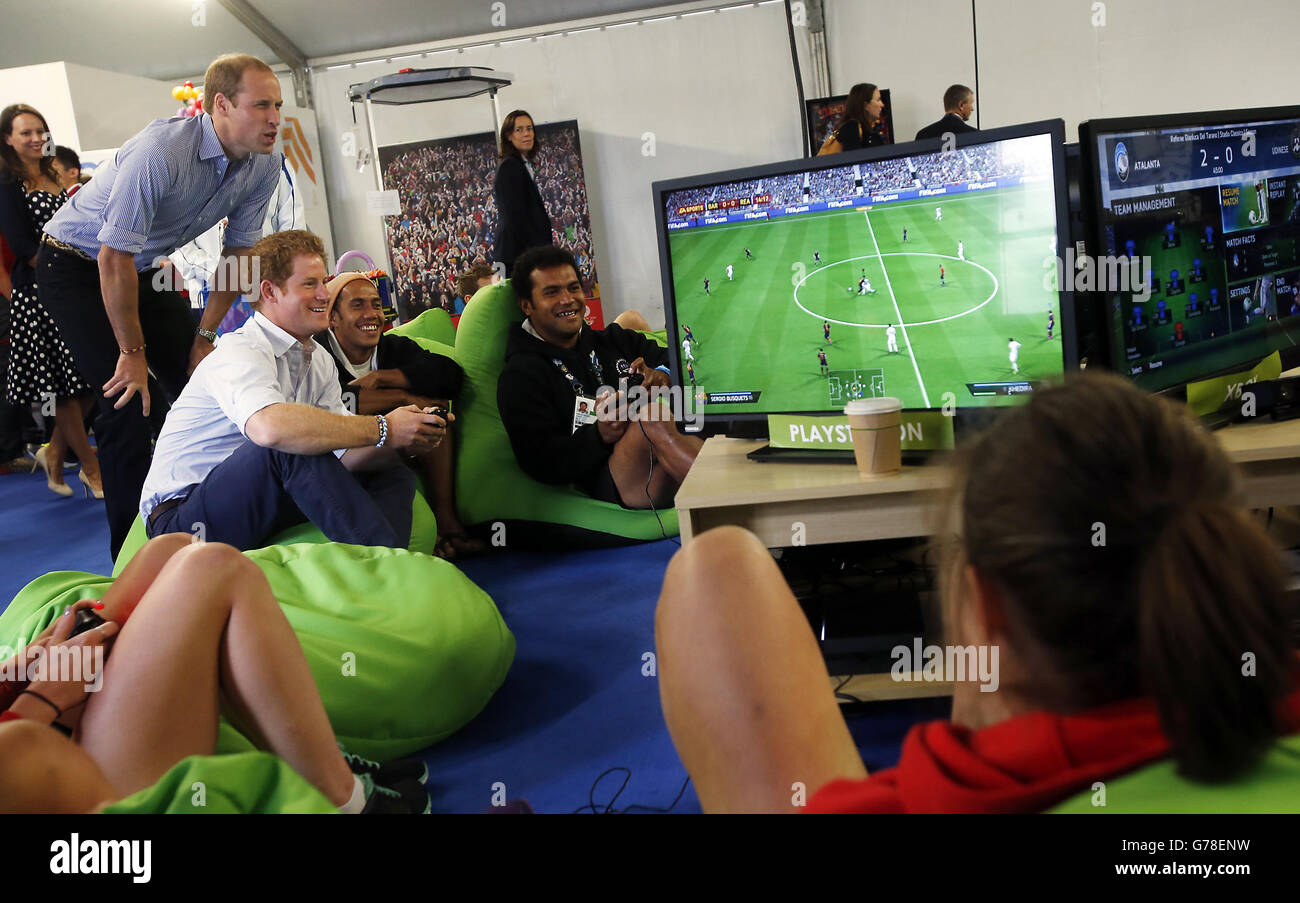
[322,329,378,382]
[140,312,349,519]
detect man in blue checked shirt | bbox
[38,53,284,557]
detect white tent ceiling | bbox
[1,0,709,81]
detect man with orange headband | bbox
[320,270,483,558]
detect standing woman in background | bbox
[493,110,554,275]
[0,104,101,499]
[835,83,888,152]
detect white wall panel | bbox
[311,3,803,322]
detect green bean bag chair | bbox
[101,752,337,814]
[111,488,439,577]
[393,307,456,347]
[1048,735,1300,813]
[1,542,514,761]
[408,279,677,548]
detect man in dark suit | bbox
[915,85,978,141]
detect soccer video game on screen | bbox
[1090,115,1300,392]
[664,132,1064,414]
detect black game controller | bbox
[425,406,450,420]
[622,371,644,389]
[69,609,106,637]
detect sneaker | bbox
[340,743,429,785]
[359,773,431,814]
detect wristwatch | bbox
[196,328,218,344]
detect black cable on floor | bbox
[571,767,692,814]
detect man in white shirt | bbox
[1008,337,1022,374]
[140,230,445,550]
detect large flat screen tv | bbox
[651,119,1076,423]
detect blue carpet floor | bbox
[0,468,115,603]
[0,470,947,813]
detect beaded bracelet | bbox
[120,343,146,356]
[374,414,388,448]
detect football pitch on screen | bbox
[669,184,1062,412]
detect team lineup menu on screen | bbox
[1092,117,1300,392]
[662,131,1065,414]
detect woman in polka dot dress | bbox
[0,104,100,498]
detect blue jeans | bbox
[147,440,416,551]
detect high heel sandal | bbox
[35,446,73,498]
[78,469,104,500]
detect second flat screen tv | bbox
[1080,106,1300,394]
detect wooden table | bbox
[674,438,951,547]
[676,418,1300,548]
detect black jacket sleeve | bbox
[497,356,610,486]
[600,323,668,370]
[494,158,532,237]
[379,334,464,399]
[494,157,553,263]
[0,178,37,289]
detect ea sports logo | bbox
[1115,141,1130,183]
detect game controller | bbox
[424,406,449,420]
[69,609,106,637]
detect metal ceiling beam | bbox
[216,0,314,107]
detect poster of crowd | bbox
[379,119,600,323]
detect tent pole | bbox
[362,94,401,322]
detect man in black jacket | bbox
[915,85,978,141]
[319,271,483,557]
[498,245,702,509]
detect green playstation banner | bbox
[768,411,955,451]
[1184,351,1282,418]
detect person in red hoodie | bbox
[655,372,1300,813]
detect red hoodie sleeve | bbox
[805,769,906,814]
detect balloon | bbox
[172,86,184,100]
[194,98,203,111]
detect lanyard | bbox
[551,350,604,397]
